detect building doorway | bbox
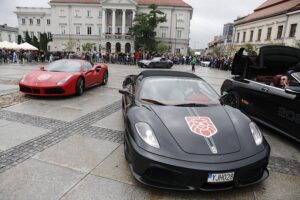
[116,42,121,53]
[125,43,131,53]
[106,42,111,53]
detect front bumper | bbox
[125,134,270,191]
[19,83,73,96]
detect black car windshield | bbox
[139,77,220,106]
[45,60,82,72]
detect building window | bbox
[87,10,91,17]
[29,19,33,25]
[266,27,272,40]
[8,34,11,42]
[60,10,65,16]
[108,27,112,34]
[249,30,254,42]
[161,29,166,38]
[242,32,246,43]
[38,32,41,39]
[75,10,80,17]
[37,19,40,25]
[98,26,101,35]
[87,26,92,35]
[61,26,66,35]
[22,18,25,25]
[236,32,240,43]
[289,24,297,37]
[30,32,34,38]
[277,26,283,39]
[117,27,121,34]
[76,26,80,35]
[257,29,262,41]
[47,19,50,25]
[47,32,51,38]
[176,29,182,39]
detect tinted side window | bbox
[84,62,93,72]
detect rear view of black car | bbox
[221,45,300,142]
[119,70,270,191]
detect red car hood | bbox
[22,70,79,87]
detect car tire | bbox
[124,140,131,163]
[227,91,240,108]
[75,77,84,96]
[149,63,154,68]
[102,71,108,85]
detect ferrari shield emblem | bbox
[185,116,218,138]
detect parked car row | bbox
[18,45,300,191]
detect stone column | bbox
[132,10,136,21]
[122,9,126,35]
[102,9,106,35]
[112,9,116,35]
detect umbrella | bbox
[18,42,38,51]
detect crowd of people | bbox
[0,49,233,71]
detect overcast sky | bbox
[0,0,265,49]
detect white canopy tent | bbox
[0,41,14,49]
[18,42,38,51]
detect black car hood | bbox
[151,105,241,155]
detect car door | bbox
[263,74,300,140]
[235,79,270,121]
[83,62,94,87]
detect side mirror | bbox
[219,94,229,105]
[40,65,45,71]
[95,66,101,72]
[285,86,300,96]
[119,89,135,100]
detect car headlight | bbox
[135,122,160,148]
[20,74,27,83]
[249,122,263,146]
[57,75,72,85]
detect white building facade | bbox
[15,0,192,54]
[0,24,18,43]
[233,0,300,49]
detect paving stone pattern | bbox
[0,99,300,178]
[0,100,122,174]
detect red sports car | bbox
[19,59,108,96]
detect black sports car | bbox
[221,46,300,142]
[138,57,174,68]
[119,70,270,191]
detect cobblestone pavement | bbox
[0,63,299,200]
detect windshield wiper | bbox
[174,103,208,107]
[140,99,166,106]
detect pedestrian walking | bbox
[191,56,197,72]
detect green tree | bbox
[244,43,257,56]
[82,43,93,52]
[39,33,52,52]
[25,31,32,44]
[64,40,76,51]
[32,36,39,49]
[212,46,221,57]
[295,40,300,48]
[130,4,166,54]
[156,42,171,54]
[17,35,23,44]
[226,44,237,57]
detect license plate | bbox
[207,172,234,183]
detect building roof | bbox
[236,0,300,25]
[136,0,191,8]
[50,0,191,7]
[50,0,100,4]
[0,24,18,33]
